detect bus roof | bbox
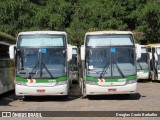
[140,45,147,47]
[18,31,67,36]
[135,44,147,48]
[147,44,160,47]
[85,31,133,36]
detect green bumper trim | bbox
[86,75,136,82]
[16,76,67,83]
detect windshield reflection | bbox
[16,48,66,78]
[86,47,136,77]
[137,53,148,70]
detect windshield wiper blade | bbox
[99,60,109,78]
[113,60,125,78]
[138,63,143,70]
[42,62,54,78]
[28,61,39,79]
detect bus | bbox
[136,44,149,80]
[70,45,79,83]
[0,33,15,94]
[9,31,72,97]
[80,31,140,96]
[147,44,160,81]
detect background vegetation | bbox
[0,0,159,47]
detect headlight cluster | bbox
[85,81,98,85]
[125,80,137,85]
[15,81,27,86]
[56,81,67,86]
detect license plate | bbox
[37,89,45,93]
[108,89,116,92]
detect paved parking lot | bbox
[0,81,160,120]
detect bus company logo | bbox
[27,79,36,83]
[2,112,11,117]
[98,78,105,83]
[1,112,42,118]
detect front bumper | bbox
[15,84,68,96]
[86,83,137,95]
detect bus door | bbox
[151,47,158,79]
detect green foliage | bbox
[136,0,160,44]
[33,0,72,30]
[0,0,71,34]
[0,0,159,46]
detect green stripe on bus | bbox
[86,75,136,82]
[137,69,149,73]
[16,76,67,83]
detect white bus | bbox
[136,45,149,80]
[0,33,15,95]
[9,31,72,97]
[147,44,160,81]
[80,31,140,96]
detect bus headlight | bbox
[86,81,98,85]
[15,81,27,86]
[125,80,137,85]
[56,81,67,86]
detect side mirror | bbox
[135,44,141,60]
[81,45,85,60]
[9,45,16,59]
[67,44,72,61]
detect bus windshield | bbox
[157,48,160,66]
[86,34,133,46]
[137,47,148,70]
[86,47,136,78]
[16,48,66,78]
[18,34,66,47]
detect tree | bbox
[0,0,72,36]
[0,0,159,46]
[0,0,38,35]
[135,0,160,44]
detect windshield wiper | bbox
[138,63,143,70]
[99,60,110,78]
[28,61,39,79]
[41,62,54,78]
[113,60,125,78]
[27,62,54,79]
